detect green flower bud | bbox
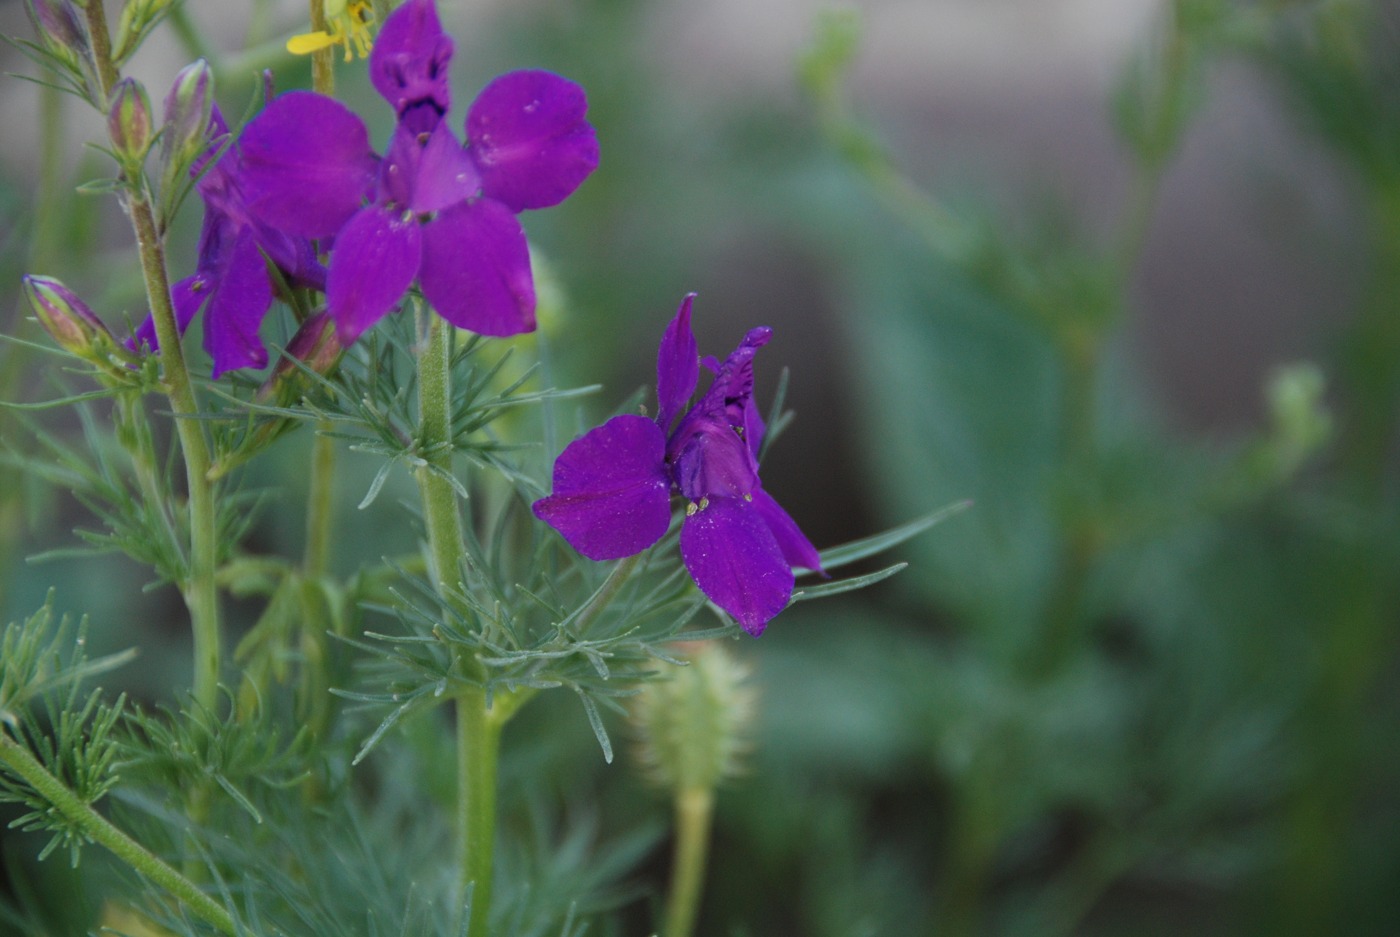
[23,274,111,356]
[629,642,757,795]
[107,78,154,168]
[161,59,214,168]
[24,0,87,60]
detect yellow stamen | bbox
[286,2,377,62]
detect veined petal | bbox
[370,0,453,126]
[204,227,274,377]
[750,488,826,576]
[680,496,792,635]
[326,205,421,343]
[239,91,378,238]
[656,293,698,430]
[467,70,599,212]
[533,414,671,561]
[418,199,535,336]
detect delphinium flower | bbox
[237,0,599,344]
[132,97,327,377]
[533,295,826,635]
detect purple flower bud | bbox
[256,313,345,403]
[108,78,154,165]
[25,0,87,58]
[161,59,213,166]
[23,274,113,356]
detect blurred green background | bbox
[1,0,1398,934]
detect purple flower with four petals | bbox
[533,295,826,635]
[237,0,598,344]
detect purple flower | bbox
[132,105,326,377]
[533,295,826,635]
[236,0,598,344]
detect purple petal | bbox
[680,496,792,635]
[203,227,273,377]
[750,488,826,576]
[370,0,453,130]
[326,206,421,343]
[669,418,759,501]
[532,414,671,561]
[467,70,599,212]
[656,293,698,430]
[239,92,378,238]
[131,273,208,352]
[382,121,480,214]
[418,199,535,336]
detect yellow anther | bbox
[287,1,377,62]
[685,502,698,517]
[743,493,753,502]
[699,497,710,510]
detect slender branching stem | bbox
[83,0,223,712]
[79,1,120,101]
[0,732,239,937]
[572,552,644,634]
[663,786,715,937]
[129,190,222,714]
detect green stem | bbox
[572,552,644,634]
[662,787,714,937]
[309,0,334,96]
[304,427,336,580]
[129,191,222,714]
[415,313,467,599]
[456,688,503,937]
[84,0,222,712]
[298,426,337,743]
[411,312,499,935]
[0,732,238,936]
[80,0,120,100]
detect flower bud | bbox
[107,78,154,167]
[25,0,87,59]
[629,642,757,794]
[23,275,112,357]
[161,59,213,167]
[256,312,346,404]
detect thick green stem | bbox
[412,312,498,935]
[298,427,337,745]
[0,732,238,936]
[663,787,715,937]
[415,313,467,599]
[456,688,503,937]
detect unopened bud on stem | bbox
[161,59,213,169]
[23,275,114,359]
[108,78,154,169]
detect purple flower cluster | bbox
[155,0,597,372]
[533,296,826,635]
